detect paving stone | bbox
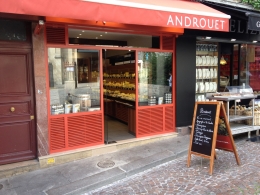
[88,141,260,195]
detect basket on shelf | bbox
[244,110,260,126]
[229,108,245,124]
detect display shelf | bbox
[230,123,260,135]
[229,115,253,122]
[207,87,259,138]
[196,51,218,56]
[195,42,218,102]
[103,63,135,97]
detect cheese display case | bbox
[196,42,218,101]
[103,63,136,103]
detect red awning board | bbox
[0,0,230,31]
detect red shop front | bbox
[0,0,230,161]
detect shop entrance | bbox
[0,47,37,165]
[103,49,135,143]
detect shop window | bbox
[48,48,100,115]
[0,19,27,41]
[68,28,160,49]
[242,44,260,93]
[138,52,173,106]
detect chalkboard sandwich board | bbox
[187,101,240,175]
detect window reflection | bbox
[240,44,260,93]
[48,48,100,115]
[0,19,27,41]
[138,52,172,106]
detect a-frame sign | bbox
[187,101,240,175]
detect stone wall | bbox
[32,23,49,157]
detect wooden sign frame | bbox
[187,101,240,175]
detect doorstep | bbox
[38,132,179,169]
[0,159,39,179]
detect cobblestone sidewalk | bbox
[88,140,260,195]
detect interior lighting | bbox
[220,56,227,65]
[253,40,257,43]
[205,37,211,39]
[79,34,82,35]
[100,35,103,36]
[82,30,85,32]
[77,37,79,38]
[231,39,236,41]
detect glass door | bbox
[103,49,136,144]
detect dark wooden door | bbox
[0,47,37,165]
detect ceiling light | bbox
[79,34,82,35]
[253,40,257,43]
[220,56,227,65]
[82,30,85,32]
[105,32,107,34]
[96,37,98,39]
[100,35,102,36]
[206,37,211,39]
[77,37,79,38]
[231,39,236,41]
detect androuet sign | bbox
[167,15,228,31]
[248,15,260,32]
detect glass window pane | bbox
[48,48,100,115]
[138,52,172,106]
[244,44,260,92]
[0,19,27,41]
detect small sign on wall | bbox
[47,158,55,164]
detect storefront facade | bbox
[175,2,260,127]
[0,0,230,166]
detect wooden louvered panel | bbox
[138,108,163,136]
[162,36,174,50]
[50,117,66,151]
[68,115,86,147]
[68,114,102,147]
[46,25,66,45]
[137,109,151,135]
[165,106,174,132]
[150,108,163,133]
[85,114,102,144]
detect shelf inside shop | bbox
[196,51,218,55]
